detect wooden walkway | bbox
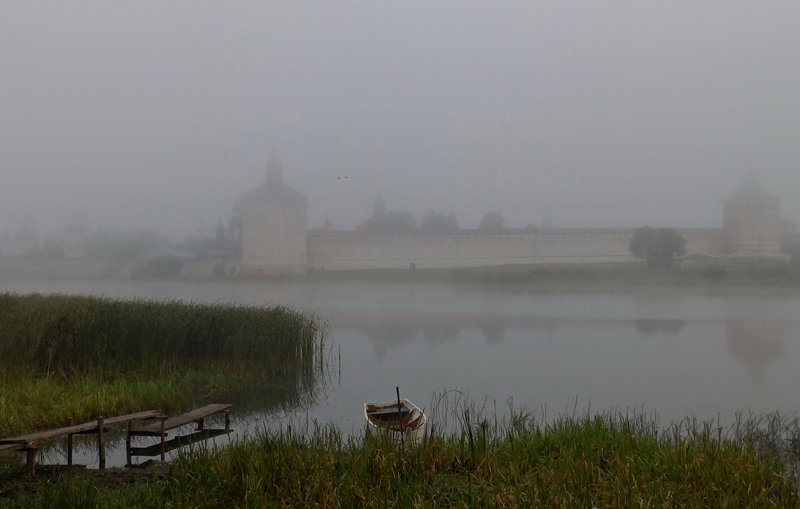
[0,404,234,476]
[127,404,233,465]
[0,411,160,477]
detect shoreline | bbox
[3,259,800,299]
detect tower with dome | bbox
[240,151,307,274]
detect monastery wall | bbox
[307,229,725,271]
[240,156,767,274]
[680,229,726,256]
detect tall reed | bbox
[0,293,325,379]
[0,292,327,433]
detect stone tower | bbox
[241,151,307,274]
[723,176,780,255]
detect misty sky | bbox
[2,1,799,238]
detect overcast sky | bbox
[2,1,799,238]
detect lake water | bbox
[4,278,800,466]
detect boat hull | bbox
[364,398,426,441]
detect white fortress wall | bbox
[307,229,726,271]
[680,229,725,255]
[528,230,634,264]
[308,233,537,270]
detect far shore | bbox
[2,257,800,290]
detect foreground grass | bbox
[5,412,799,508]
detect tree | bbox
[629,226,686,268]
[480,211,505,231]
[420,209,459,232]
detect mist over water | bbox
[4,279,798,439]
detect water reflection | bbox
[726,320,786,381]
[4,279,800,440]
[635,319,685,336]
[335,311,793,387]
[421,323,458,345]
[333,309,690,351]
[480,323,507,344]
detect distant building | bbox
[241,151,307,274]
[723,176,781,256]
[240,158,788,273]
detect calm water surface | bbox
[4,278,800,466]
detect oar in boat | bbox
[396,386,404,446]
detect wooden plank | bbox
[0,422,101,443]
[73,410,162,434]
[96,410,161,427]
[131,404,232,436]
[0,410,161,444]
[128,429,230,458]
[0,443,23,454]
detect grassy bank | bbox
[0,293,326,435]
[261,262,800,290]
[5,411,799,507]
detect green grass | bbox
[0,293,325,378]
[0,293,327,435]
[0,370,260,436]
[5,411,799,508]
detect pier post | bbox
[26,447,36,478]
[125,422,132,467]
[67,417,73,466]
[97,416,105,469]
[159,417,166,462]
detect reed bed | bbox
[0,292,324,377]
[0,292,327,434]
[6,409,799,508]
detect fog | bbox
[2,1,799,238]
[5,277,800,439]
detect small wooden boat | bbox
[364,397,426,440]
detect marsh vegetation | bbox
[0,293,326,435]
[5,407,800,507]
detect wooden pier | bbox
[127,403,233,465]
[0,411,160,477]
[0,404,233,476]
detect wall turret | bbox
[241,152,307,274]
[723,177,781,255]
